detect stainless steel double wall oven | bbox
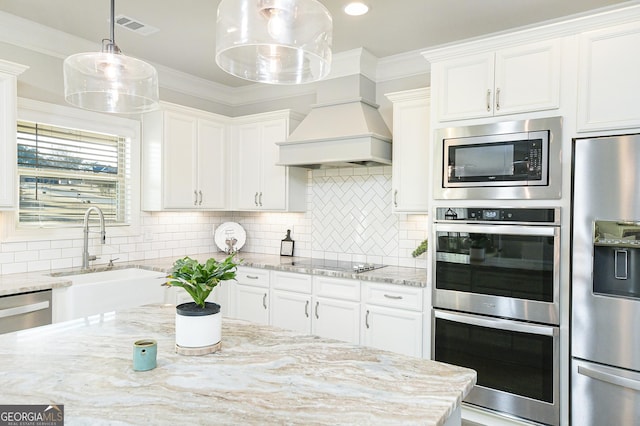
[432,207,561,425]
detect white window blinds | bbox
[17,120,128,225]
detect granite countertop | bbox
[0,304,475,425]
[0,252,428,297]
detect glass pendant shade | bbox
[64,51,159,113]
[216,0,333,84]
[63,0,159,114]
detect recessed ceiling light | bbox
[344,2,369,16]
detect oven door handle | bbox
[434,223,557,237]
[578,364,640,392]
[434,309,557,336]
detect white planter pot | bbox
[175,302,221,350]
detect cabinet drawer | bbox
[236,267,270,288]
[362,282,423,311]
[313,276,360,301]
[271,271,312,293]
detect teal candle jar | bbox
[133,339,157,371]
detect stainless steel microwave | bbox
[434,116,563,200]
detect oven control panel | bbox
[436,207,558,224]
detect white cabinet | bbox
[433,40,560,122]
[231,111,306,211]
[271,272,360,344]
[312,276,360,344]
[385,88,431,213]
[142,103,229,210]
[270,271,313,333]
[0,60,28,210]
[361,282,424,358]
[577,21,640,132]
[233,267,270,325]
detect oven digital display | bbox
[482,210,500,220]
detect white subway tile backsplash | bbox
[0,167,428,275]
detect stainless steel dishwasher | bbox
[0,290,52,334]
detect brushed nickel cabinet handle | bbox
[194,190,198,206]
[305,300,309,318]
[259,192,263,207]
[393,190,398,207]
[315,301,319,319]
[486,89,491,112]
[496,87,501,111]
[262,293,267,310]
[365,309,370,329]
[246,275,259,279]
[384,294,403,300]
[198,190,203,205]
[254,192,259,206]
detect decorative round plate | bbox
[214,222,246,253]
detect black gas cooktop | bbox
[288,259,385,273]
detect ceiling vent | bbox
[114,15,159,36]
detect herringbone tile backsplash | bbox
[311,169,399,259]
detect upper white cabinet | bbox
[142,103,229,210]
[577,21,640,132]
[385,88,431,213]
[231,111,306,211]
[432,39,561,122]
[0,60,28,210]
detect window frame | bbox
[0,98,142,242]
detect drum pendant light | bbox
[215,0,333,84]
[63,0,159,113]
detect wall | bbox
[0,165,427,275]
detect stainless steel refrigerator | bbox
[572,134,640,425]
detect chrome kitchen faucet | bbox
[82,206,106,269]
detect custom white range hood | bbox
[277,76,392,168]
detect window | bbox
[17,120,130,226]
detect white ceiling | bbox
[0,0,633,88]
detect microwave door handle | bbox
[434,309,556,336]
[578,365,640,392]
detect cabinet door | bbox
[361,304,423,358]
[388,88,431,213]
[259,119,288,210]
[435,53,494,121]
[233,123,262,210]
[494,40,560,116]
[577,21,640,131]
[312,297,360,344]
[0,67,22,209]
[235,284,269,325]
[196,119,227,209]
[270,289,311,334]
[163,111,198,208]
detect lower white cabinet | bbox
[270,272,360,345]
[233,267,270,325]
[361,282,424,358]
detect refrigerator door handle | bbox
[578,364,640,392]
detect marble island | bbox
[0,304,475,425]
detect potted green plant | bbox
[165,254,238,355]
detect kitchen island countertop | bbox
[0,304,474,425]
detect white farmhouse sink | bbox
[52,268,172,322]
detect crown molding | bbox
[421,2,640,62]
